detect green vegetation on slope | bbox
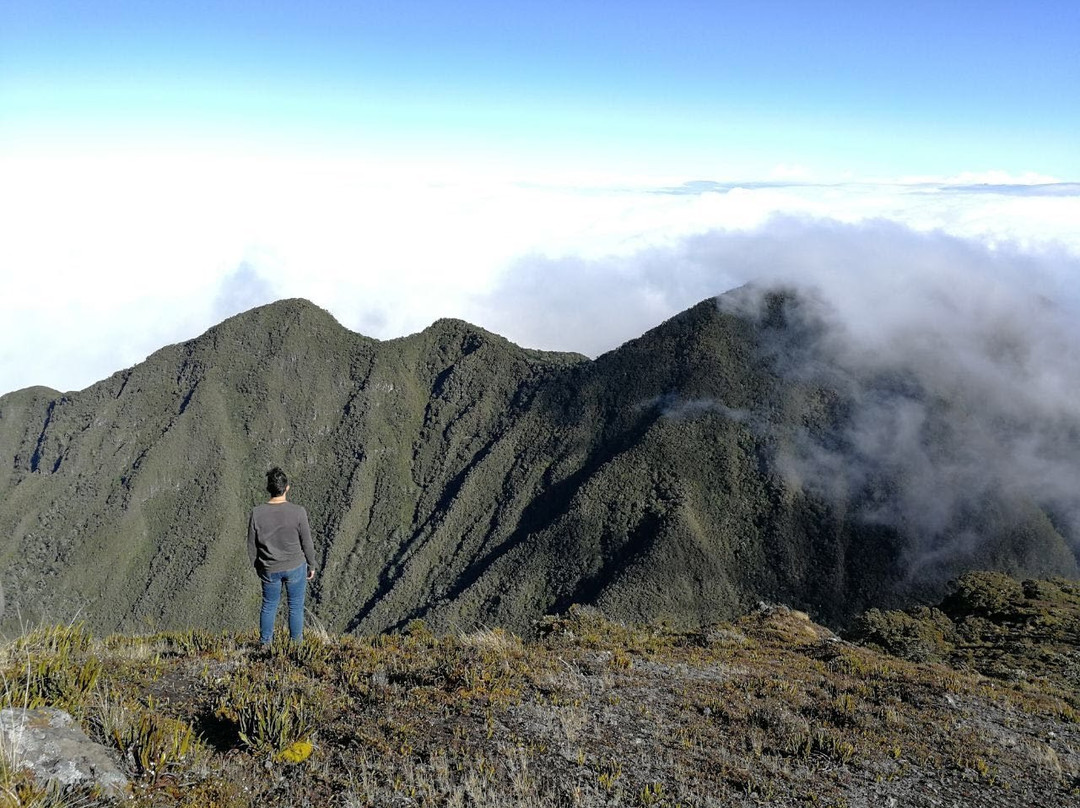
[0,295,1075,637]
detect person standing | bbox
[247,467,316,645]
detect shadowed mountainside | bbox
[0,294,1076,635]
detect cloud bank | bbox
[1,148,1078,396]
[474,212,1080,356]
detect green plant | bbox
[942,572,1025,619]
[639,781,666,806]
[112,707,197,780]
[215,670,314,758]
[822,648,875,678]
[811,729,857,765]
[283,635,332,674]
[851,608,955,662]
[0,623,104,715]
[597,757,622,793]
[0,765,74,808]
[0,654,102,714]
[151,628,229,659]
[403,619,435,644]
[8,624,93,660]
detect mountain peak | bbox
[419,316,494,342]
[215,297,344,333]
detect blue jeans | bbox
[259,563,307,645]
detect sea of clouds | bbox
[2,149,1077,398]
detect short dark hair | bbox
[266,467,288,497]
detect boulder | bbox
[0,707,129,799]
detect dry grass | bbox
[0,578,1078,806]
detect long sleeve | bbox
[247,511,258,566]
[298,507,316,568]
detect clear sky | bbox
[1,0,1079,394]
[4,1,1079,176]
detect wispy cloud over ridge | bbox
[475,214,1080,357]
[715,223,1080,578]
[510,214,1080,580]
[212,262,278,322]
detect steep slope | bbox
[0,300,587,633]
[402,296,914,633]
[0,294,1075,635]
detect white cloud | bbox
[472,216,1080,578]
[4,149,1079,575]
[472,215,1080,358]
[905,170,1063,185]
[713,223,1080,576]
[1,143,1078,394]
[477,215,1080,579]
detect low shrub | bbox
[942,572,1025,619]
[851,607,955,662]
[0,654,102,714]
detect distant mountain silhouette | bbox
[1,293,1075,635]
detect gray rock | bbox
[0,707,129,799]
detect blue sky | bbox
[4,1,1078,177]
[1,1,1079,394]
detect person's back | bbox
[249,501,314,574]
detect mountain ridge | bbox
[1,292,1075,636]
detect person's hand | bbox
[307,568,316,581]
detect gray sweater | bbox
[247,502,316,574]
